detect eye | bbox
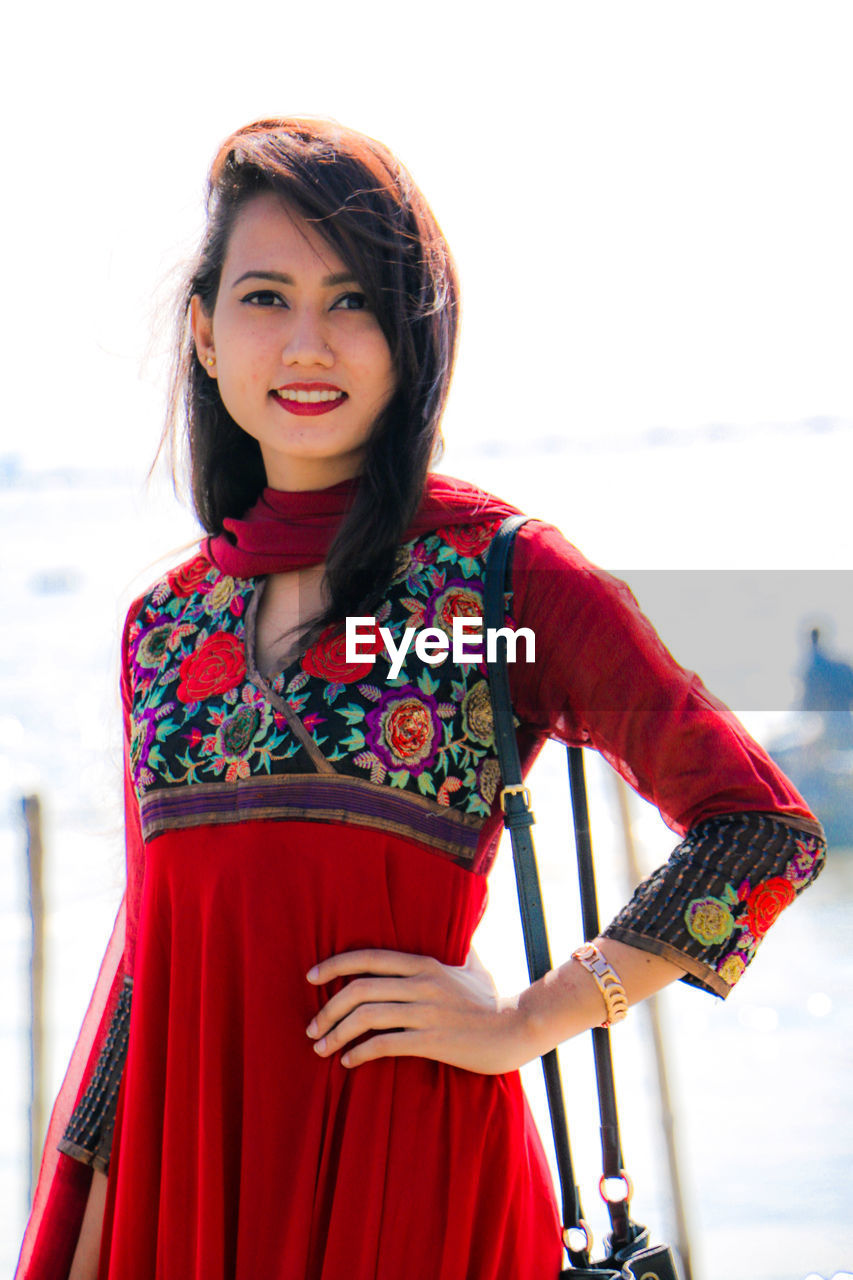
[242,290,287,307]
[331,291,369,311]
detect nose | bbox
[281,307,334,368]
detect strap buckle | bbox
[499,783,534,822]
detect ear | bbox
[190,294,217,378]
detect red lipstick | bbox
[271,381,348,417]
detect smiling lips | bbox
[271,382,348,416]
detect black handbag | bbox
[484,515,684,1280]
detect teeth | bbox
[277,388,344,403]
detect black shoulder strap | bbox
[484,514,654,1266]
[484,514,592,1268]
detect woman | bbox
[17,117,825,1280]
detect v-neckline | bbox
[245,577,308,685]
[243,579,336,776]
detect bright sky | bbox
[3,0,852,564]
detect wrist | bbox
[493,992,542,1070]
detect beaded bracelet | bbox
[571,943,629,1028]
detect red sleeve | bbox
[502,519,825,999]
[508,519,818,836]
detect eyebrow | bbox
[230,269,357,288]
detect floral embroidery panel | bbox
[127,521,509,826]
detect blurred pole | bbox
[612,774,697,1280]
[22,793,45,1205]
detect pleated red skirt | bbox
[98,820,562,1278]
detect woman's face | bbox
[191,193,396,491]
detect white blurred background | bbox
[2,3,852,1277]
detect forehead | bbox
[223,192,345,277]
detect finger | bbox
[307,949,437,984]
[307,976,422,1039]
[312,1002,423,1058]
[340,1029,425,1069]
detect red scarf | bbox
[205,472,523,576]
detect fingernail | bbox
[306,966,320,981]
[306,1019,318,1038]
[313,1038,326,1054]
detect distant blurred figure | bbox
[802,627,853,748]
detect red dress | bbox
[17,491,825,1280]
[103,823,561,1278]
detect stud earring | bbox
[205,355,215,367]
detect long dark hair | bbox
[163,116,460,638]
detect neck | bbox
[260,453,366,493]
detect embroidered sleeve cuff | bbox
[57,975,132,1174]
[601,813,826,997]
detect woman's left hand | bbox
[305,947,534,1074]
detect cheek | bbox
[361,334,396,401]
[215,326,269,396]
[222,357,263,396]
